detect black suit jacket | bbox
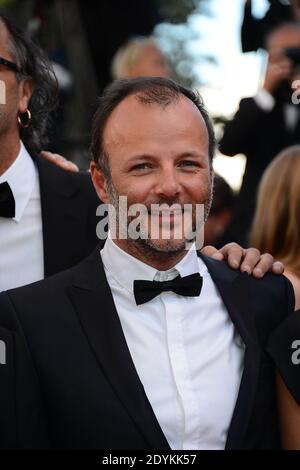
[0,158,100,448]
[35,156,100,277]
[219,97,300,244]
[0,244,295,449]
[0,326,48,448]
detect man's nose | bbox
[155,167,181,198]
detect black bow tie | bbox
[133,272,203,306]
[0,182,15,218]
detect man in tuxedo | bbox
[220,22,300,245]
[0,13,100,291]
[0,14,285,449]
[0,12,283,292]
[0,77,297,450]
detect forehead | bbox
[0,21,11,56]
[268,27,300,49]
[143,44,163,57]
[103,93,209,153]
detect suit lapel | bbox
[199,254,261,450]
[36,157,86,277]
[67,245,170,450]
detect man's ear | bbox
[90,161,110,203]
[18,78,33,113]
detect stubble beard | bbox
[105,177,213,258]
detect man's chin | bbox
[137,236,189,253]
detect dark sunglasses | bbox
[0,56,19,73]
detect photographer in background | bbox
[220,22,300,245]
[242,0,300,52]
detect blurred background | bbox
[0,0,282,189]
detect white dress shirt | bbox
[0,141,44,291]
[101,237,245,450]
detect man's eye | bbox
[131,163,152,171]
[179,160,199,168]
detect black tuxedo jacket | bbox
[0,245,295,449]
[0,326,48,449]
[0,158,99,448]
[219,97,300,244]
[35,156,100,277]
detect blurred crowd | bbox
[0,0,161,166]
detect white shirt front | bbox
[0,141,44,291]
[101,237,245,450]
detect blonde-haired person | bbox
[111,36,170,79]
[251,145,300,449]
[250,145,300,309]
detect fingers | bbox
[40,151,79,172]
[219,244,268,274]
[204,243,285,278]
[219,242,245,269]
[239,247,262,275]
[269,57,292,75]
[272,60,293,81]
[271,261,285,275]
[264,56,293,92]
[250,252,274,278]
[201,245,224,261]
[243,253,284,278]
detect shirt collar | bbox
[0,141,36,223]
[101,235,204,294]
